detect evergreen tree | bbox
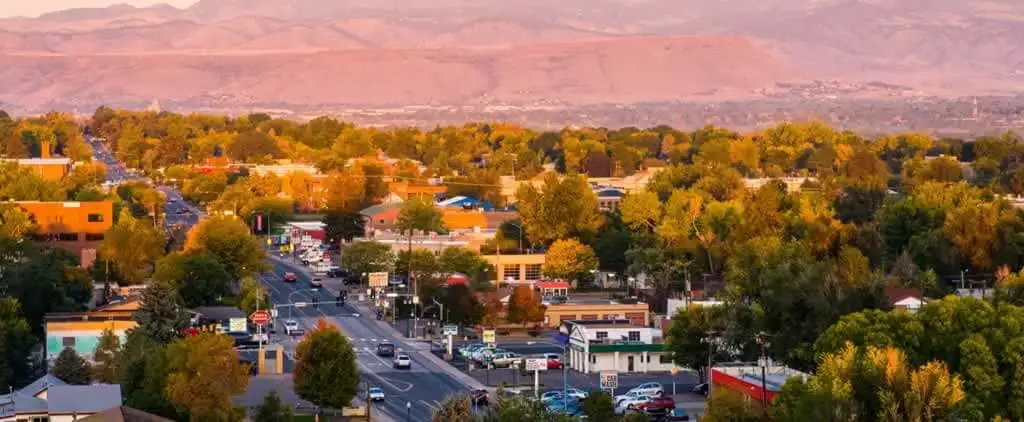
[134,282,188,344]
[254,391,294,422]
[51,348,91,385]
[92,329,122,383]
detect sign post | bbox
[482,329,496,346]
[525,358,548,398]
[600,371,619,397]
[671,366,679,395]
[368,272,389,288]
[443,325,458,359]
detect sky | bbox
[0,0,198,18]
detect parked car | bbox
[543,353,562,369]
[368,387,385,401]
[283,272,297,283]
[614,390,651,406]
[615,382,664,402]
[283,319,303,336]
[470,389,489,406]
[377,342,396,357]
[310,275,324,288]
[692,383,709,396]
[471,347,503,363]
[546,398,581,415]
[393,353,412,369]
[488,352,522,368]
[540,391,566,403]
[636,395,676,412]
[459,343,486,358]
[615,395,655,414]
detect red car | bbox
[283,272,298,283]
[636,395,675,412]
[544,353,562,369]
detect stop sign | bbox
[249,310,271,325]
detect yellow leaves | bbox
[543,238,598,281]
[729,136,761,170]
[165,333,250,422]
[620,191,662,231]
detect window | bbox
[378,219,385,224]
[87,213,104,222]
[85,233,105,241]
[524,264,542,281]
[503,264,521,281]
[62,337,76,347]
[56,233,78,241]
[596,331,608,339]
[628,331,641,342]
[589,354,596,364]
[659,354,673,364]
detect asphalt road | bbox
[258,258,482,422]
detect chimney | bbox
[41,141,51,158]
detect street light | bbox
[406,401,411,422]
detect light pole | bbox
[706,330,718,398]
[758,333,769,412]
[406,401,411,422]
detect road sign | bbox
[525,358,548,372]
[249,310,271,325]
[671,367,679,376]
[482,329,496,345]
[443,325,458,336]
[368,272,389,287]
[600,371,619,390]
[294,302,308,308]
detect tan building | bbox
[544,301,650,328]
[2,158,73,181]
[482,253,545,285]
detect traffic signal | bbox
[337,294,345,307]
[312,295,319,309]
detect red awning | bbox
[444,274,469,285]
[536,281,571,290]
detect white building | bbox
[562,320,681,374]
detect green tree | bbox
[239,277,271,315]
[165,333,250,422]
[516,173,603,245]
[133,282,189,345]
[100,210,165,284]
[579,391,616,421]
[438,247,492,287]
[341,241,395,276]
[543,238,598,284]
[323,209,366,244]
[153,252,232,308]
[120,330,177,418]
[293,319,360,409]
[92,328,122,383]
[227,130,282,163]
[0,298,34,389]
[666,306,720,383]
[51,347,92,385]
[439,284,485,326]
[185,216,269,280]
[3,246,93,334]
[254,391,294,422]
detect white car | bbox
[393,353,412,369]
[283,319,302,336]
[368,387,385,401]
[310,276,324,288]
[615,395,654,414]
[540,388,587,403]
[614,390,649,406]
[616,382,664,402]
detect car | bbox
[471,347,502,363]
[614,390,650,406]
[393,353,412,369]
[250,332,268,343]
[368,387,385,401]
[546,398,581,415]
[283,319,303,336]
[377,342,396,357]
[488,352,522,368]
[541,388,586,403]
[544,353,563,369]
[616,382,664,401]
[636,395,676,412]
[540,391,566,403]
[310,276,323,288]
[459,343,486,358]
[470,389,489,406]
[615,395,655,414]
[283,273,297,283]
[692,383,709,396]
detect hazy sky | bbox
[0,0,198,18]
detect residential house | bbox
[79,406,174,422]
[0,375,122,422]
[593,188,625,212]
[559,320,679,374]
[885,287,927,312]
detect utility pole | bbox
[706,330,717,399]
[758,333,769,412]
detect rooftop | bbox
[80,406,174,422]
[191,306,246,321]
[2,158,72,165]
[47,384,123,414]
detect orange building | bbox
[2,158,72,181]
[388,181,447,200]
[16,200,114,267]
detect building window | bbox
[85,233,105,241]
[62,337,76,348]
[56,233,78,241]
[596,331,608,340]
[660,354,673,364]
[589,354,596,364]
[503,264,521,281]
[581,314,597,320]
[378,219,385,224]
[559,315,577,322]
[628,331,641,342]
[87,213,104,222]
[524,264,542,281]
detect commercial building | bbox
[1,158,73,181]
[559,320,680,374]
[544,301,650,328]
[16,200,114,267]
[389,181,447,201]
[44,310,137,363]
[711,365,809,405]
[0,376,123,422]
[481,253,546,285]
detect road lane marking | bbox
[419,400,438,411]
[380,377,414,392]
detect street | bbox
[257,257,485,421]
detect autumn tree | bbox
[165,333,250,422]
[185,215,268,280]
[238,277,271,315]
[227,130,282,163]
[341,241,395,277]
[51,348,91,385]
[92,329,122,383]
[153,252,232,308]
[704,389,761,422]
[516,173,603,245]
[100,210,165,284]
[543,238,598,285]
[505,286,545,328]
[293,319,359,409]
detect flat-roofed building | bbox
[1,158,73,181]
[482,253,546,285]
[544,301,650,328]
[16,200,114,267]
[44,311,137,363]
[712,365,809,405]
[557,319,680,374]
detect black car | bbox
[228,332,259,349]
[376,342,396,357]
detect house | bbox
[885,287,927,312]
[16,200,114,267]
[45,311,137,363]
[535,281,571,298]
[558,320,679,374]
[79,406,174,422]
[360,203,404,234]
[594,188,625,212]
[0,375,122,422]
[711,365,809,405]
[389,181,447,201]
